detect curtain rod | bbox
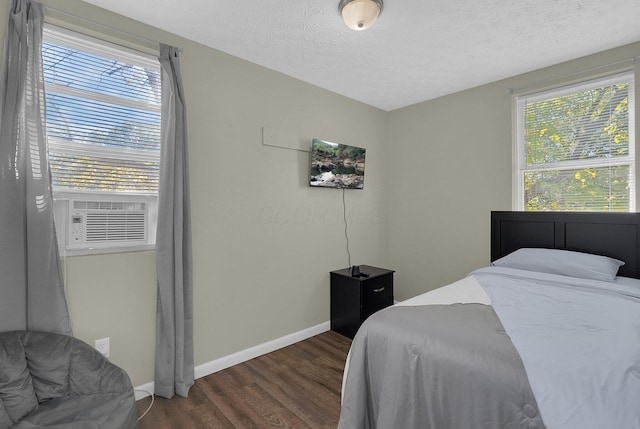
[42,5,184,53]
[506,56,637,95]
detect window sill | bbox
[60,244,156,258]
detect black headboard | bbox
[491,211,640,279]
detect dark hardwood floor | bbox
[136,330,352,429]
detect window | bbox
[43,26,161,254]
[515,72,635,211]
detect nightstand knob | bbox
[372,287,385,293]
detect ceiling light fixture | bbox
[339,0,383,31]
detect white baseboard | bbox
[134,320,331,400]
[134,384,155,401]
[194,321,331,379]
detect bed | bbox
[338,211,640,429]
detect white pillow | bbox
[491,248,625,282]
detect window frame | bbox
[513,71,636,212]
[43,25,161,256]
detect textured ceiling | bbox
[82,0,640,111]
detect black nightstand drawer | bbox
[362,300,391,321]
[362,274,393,305]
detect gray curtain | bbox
[0,0,71,335]
[154,44,194,398]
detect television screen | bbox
[309,139,366,189]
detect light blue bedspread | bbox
[473,266,640,429]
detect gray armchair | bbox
[0,331,138,428]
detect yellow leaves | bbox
[614,132,628,144]
[574,170,597,182]
[615,98,628,112]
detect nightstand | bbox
[330,265,395,339]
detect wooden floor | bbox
[136,331,352,429]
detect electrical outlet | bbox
[94,337,110,358]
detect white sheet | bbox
[395,275,491,307]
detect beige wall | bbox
[387,83,512,299]
[387,42,640,301]
[2,0,639,389]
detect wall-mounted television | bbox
[309,139,366,190]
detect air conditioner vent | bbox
[67,199,149,249]
[73,200,147,211]
[85,212,146,242]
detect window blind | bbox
[42,26,161,194]
[516,72,635,212]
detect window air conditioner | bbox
[67,199,149,249]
